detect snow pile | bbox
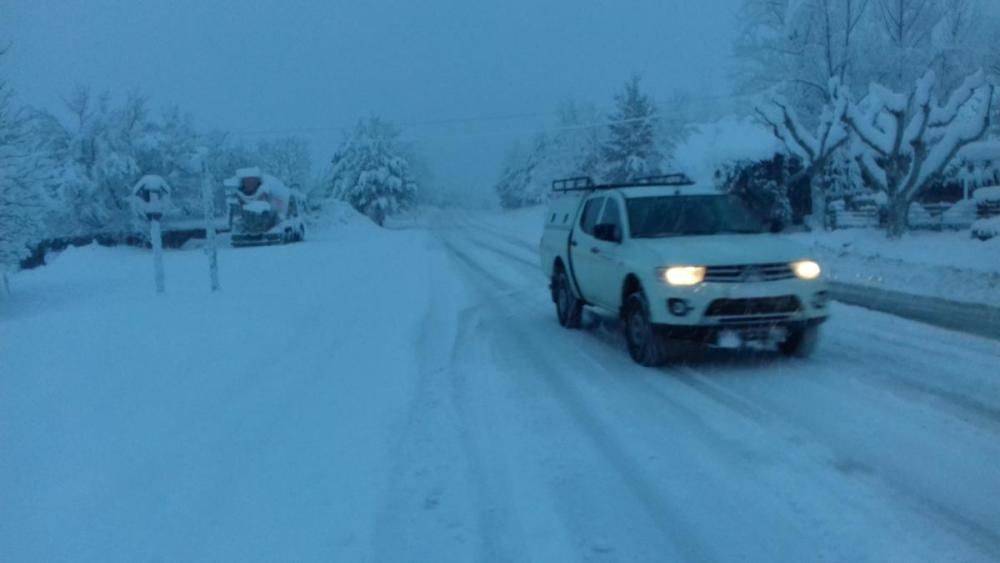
[673,116,783,184]
[308,198,379,236]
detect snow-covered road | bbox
[2,208,999,562]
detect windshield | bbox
[627,195,765,238]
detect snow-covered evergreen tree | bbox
[319,117,417,225]
[602,76,661,182]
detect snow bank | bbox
[672,116,783,184]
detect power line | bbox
[225,92,755,142]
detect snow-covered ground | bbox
[2,206,1000,562]
[788,228,1000,306]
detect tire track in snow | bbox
[439,227,715,561]
[373,234,532,562]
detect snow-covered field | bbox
[3,207,1000,562]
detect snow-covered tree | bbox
[319,117,417,226]
[839,70,995,236]
[493,102,606,209]
[602,76,661,182]
[494,137,549,209]
[136,105,201,217]
[734,0,994,122]
[734,0,875,120]
[255,136,312,190]
[0,69,48,275]
[756,77,850,227]
[31,88,152,237]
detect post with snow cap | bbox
[132,175,172,294]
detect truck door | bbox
[570,195,606,305]
[590,196,627,308]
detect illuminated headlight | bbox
[662,266,706,286]
[791,260,822,280]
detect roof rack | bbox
[551,173,695,193]
[552,177,595,192]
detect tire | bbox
[623,291,674,367]
[553,268,583,329]
[780,325,820,358]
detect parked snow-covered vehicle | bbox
[227,167,307,247]
[539,175,830,366]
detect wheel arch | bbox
[620,274,644,317]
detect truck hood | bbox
[630,234,814,266]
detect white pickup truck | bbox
[539,175,830,366]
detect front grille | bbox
[705,296,802,317]
[704,263,795,283]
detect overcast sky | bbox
[2,0,743,196]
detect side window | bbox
[579,197,605,235]
[599,198,623,231]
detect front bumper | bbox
[231,232,284,247]
[645,276,830,330]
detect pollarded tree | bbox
[839,69,995,237]
[756,77,850,228]
[322,117,417,226]
[602,76,662,182]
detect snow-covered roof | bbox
[236,167,263,179]
[618,183,721,198]
[974,186,1000,203]
[673,116,783,184]
[226,168,292,200]
[132,174,172,196]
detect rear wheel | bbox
[553,268,583,329]
[623,291,675,367]
[780,325,819,358]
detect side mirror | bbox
[593,223,622,243]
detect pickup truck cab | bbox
[539,175,829,366]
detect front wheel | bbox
[553,269,583,329]
[623,292,674,367]
[780,325,820,358]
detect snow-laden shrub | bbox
[972,217,1000,240]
